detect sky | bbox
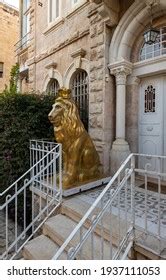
[2,0,19,8]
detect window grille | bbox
[47,79,60,97]
[0,62,4,78]
[140,26,166,61]
[144,85,155,113]
[72,70,89,131]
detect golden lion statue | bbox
[48,88,102,189]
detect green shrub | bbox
[0,91,55,191]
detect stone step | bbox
[61,196,129,246]
[134,233,166,260]
[22,234,67,260]
[43,214,117,259]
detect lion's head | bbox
[48,88,85,143]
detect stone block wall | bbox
[23,0,117,173]
[0,2,19,92]
[88,4,114,174]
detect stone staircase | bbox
[22,195,124,260]
[22,193,166,260]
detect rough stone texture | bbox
[23,235,66,260]
[18,0,143,174]
[0,2,19,92]
[126,83,139,153]
[88,8,114,174]
[17,0,115,173]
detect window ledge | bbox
[134,54,166,67]
[43,18,65,35]
[67,0,89,19]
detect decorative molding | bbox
[109,1,145,63]
[109,60,133,85]
[71,48,86,58]
[64,58,89,88]
[42,71,63,92]
[108,60,133,85]
[45,62,57,69]
[113,70,128,85]
[71,48,86,70]
[43,18,65,36]
[145,0,160,7]
[66,0,89,19]
[133,54,166,77]
[90,0,119,26]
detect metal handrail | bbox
[53,152,166,259]
[0,140,62,260]
[0,145,59,198]
[52,153,135,260]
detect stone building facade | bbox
[0,1,19,92]
[18,0,166,175]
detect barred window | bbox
[47,79,60,97]
[144,85,155,113]
[71,70,89,131]
[0,62,4,78]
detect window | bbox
[139,26,166,61]
[72,0,79,5]
[23,0,30,13]
[21,0,30,48]
[144,85,155,113]
[0,62,4,78]
[49,0,60,23]
[71,70,89,131]
[47,79,60,97]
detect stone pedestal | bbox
[110,139,131,175]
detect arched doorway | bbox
[137,26,166,170]
[108,0,166,173]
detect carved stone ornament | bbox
[145,0,160,7]
[111,67,132,85]
[48,88,103,189]
[108,60,132,85]
[71,48,86,70]
[45,62,57,69]
[90,0,119,26]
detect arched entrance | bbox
[108,0,166,173]
[135,24,166,171]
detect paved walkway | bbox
[79,182,166,239]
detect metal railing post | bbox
[130,155,135,244]
[59,144,63,201]
[0,140,62,260]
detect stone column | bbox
[109,61,132,174]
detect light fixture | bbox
[143,4,159,45]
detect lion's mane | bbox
[55,96,85,140]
